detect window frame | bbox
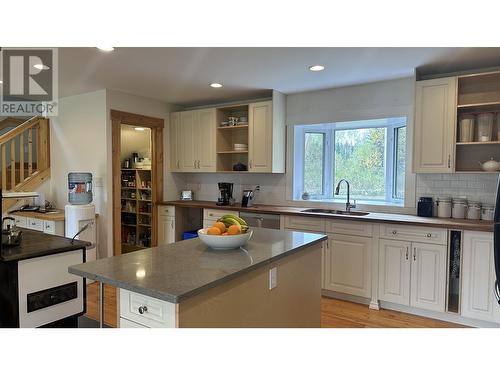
[293,117,407,204]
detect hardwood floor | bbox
[85,283,465,328]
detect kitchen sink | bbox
[301,208,370,216]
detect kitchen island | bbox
[69,228,326,328]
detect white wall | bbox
[50,90,108,256]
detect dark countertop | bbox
[0,229,89,262]
[159,200,494,232]
[69,228,326,303]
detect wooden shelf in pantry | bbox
[121,211,136,214]
[121,197,136,201]
[216,150,248,154]
[138,212,151,216]
[456,141,500,145]
[217,125,249,130]
[122,223,137,228]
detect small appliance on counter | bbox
[417,197,433,217]
[242,185,260,208]
[2,217,22,247]
[180,190,194,200]
[217,182,234,206]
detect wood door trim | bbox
[111,110,164,257]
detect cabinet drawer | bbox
[380,224,447,245]
[282,215,325,233]
[120,289,176,328]
[325,219,373,237]
[43,220,55,234]
[120,317,148,328]
[203,208,239,220]
[12,215,27,228]
[158,205,175,217]
[27,218,43,231]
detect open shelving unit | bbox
[455,71,500,172]
[120,168,152,253]
[216,104,250,172]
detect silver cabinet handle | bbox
[176,160,180,168]
[193,160,196,168]
[447,155,451,168]
[392,230,397,235]
[197,160,201,169]
[138,305,148,314]
[170,222,174,229]
[426,233,432,238]
[249,160,252,169]
[406,247,409,261]
[413,247,416,261]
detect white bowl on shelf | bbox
[197,229,253,250]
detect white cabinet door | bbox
[461,231,499,323]
[158,216,175,245]
[194,109,216,171]
[178,111,196,171]
[324,234,372,298]
[169,112,181,171]
[248,101,272,172]
[378,239,411,306]
[410,242,447,312]
[413,77,456,173]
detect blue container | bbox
[182,230,199,240]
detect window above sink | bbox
[292,116,407,206]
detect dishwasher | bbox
[239,212,280,229]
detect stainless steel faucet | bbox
[335,179,356,212]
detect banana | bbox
[218,214,247,227]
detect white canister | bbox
[436,196,452,218]
[451,198,467,219]
[459,114,475,142]
[477,112,494,142]
[467,201,482,220]
[481,204,495,221]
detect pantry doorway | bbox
[111,110,164,256]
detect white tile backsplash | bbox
[416,173,499,205]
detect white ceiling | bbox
[59,47,500,106]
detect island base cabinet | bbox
[323,234,372,298]
[461,231,499,323]
[178,244,322,328]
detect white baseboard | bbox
[322,289,371,306]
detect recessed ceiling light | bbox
[309,65,325,72]
[209,83,223,88]
[96,46,115,52]
[0,80,3,84]
[134,127,146,131]
[33,64,50,70]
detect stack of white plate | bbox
[233,143,248,151]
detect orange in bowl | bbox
[227,224,241,235]
[213,222,226,234]
[206,227,222,235]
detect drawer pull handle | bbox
[405,247,409,261]
[392,230,397,235]
[426,233,432,238]
[138,306,148,314]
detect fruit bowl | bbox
[197,229,253,250]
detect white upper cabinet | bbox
[249,101,273,172]
[178,111,196,171]
[171,109,216,172]
[461,231,499,323]
[413,77,457,173]
[194,108,216,171]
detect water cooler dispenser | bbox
[65,173,97,271]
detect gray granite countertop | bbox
[68,228,326,303]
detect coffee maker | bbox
[217,182,234,206]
